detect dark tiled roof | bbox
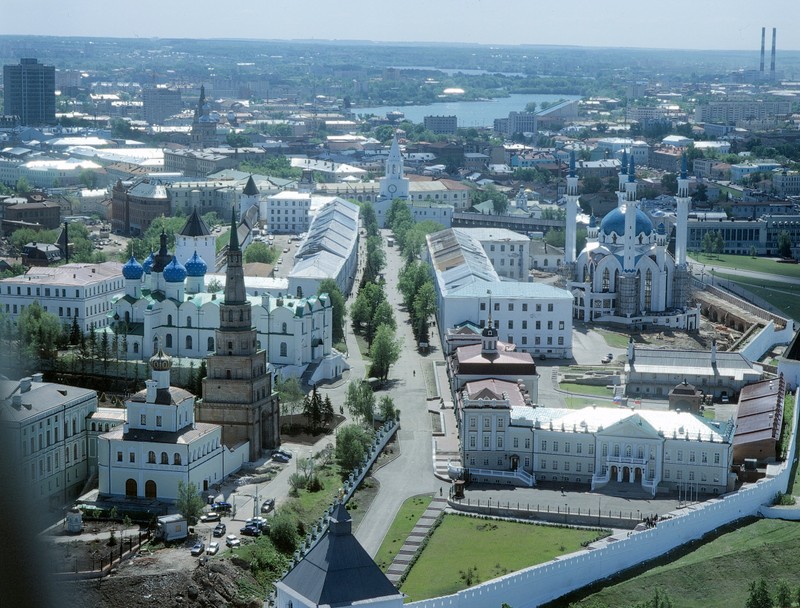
[242,174,259,196]
[280,506,400,606]
[179,208,211,237]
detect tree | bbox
[79,168,99,189]
[16,301,63,371]
[269,511,299,554]
[778,230,793,258]
[335,424,373,476]
[581,176,603,194]
[524,102,538,113]
[276,376,304,417]
[303,386,324,433]
[323,394,334,427]
[370,323,402,381]
[775,580,792,608]
[412,281,437,342]
[175,481,205,523]
[226,131,252,148]
[692,184,708,203]
[370,301,396,344]
[378,395,397,421]
[195,360,207,396]
[319,279,346,344]
[746,579,773,608]
[15,176,32,194]
[100,330,110,374]
[244,241,279,264]
[344,380,375,426]
[207,278,222,293]
[702,230,723,257]
[660,173,678,195]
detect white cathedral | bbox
[566,152,700,330]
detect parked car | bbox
[225,534,240,548]
[200,512,220,522]
[261,498,275,513]
[206,541,220,556]
[274,448,293,459]
[721,394,730,403]
[246,517,269,531]
[213,523,226,537]
[240,525,261,537]
[211,501,233,513]
[272,453,290,463]
[190,541,205,556]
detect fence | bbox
[53,529,152,581]
[406,387,799,608]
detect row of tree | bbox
[397,260,438,344]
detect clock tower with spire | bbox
[379,131,409,201]
[196,208,279,460]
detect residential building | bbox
[143,87,183,125]
[424,115,458,135]
[0,262,124,332]
[264,191,312,234]
[730,161,780,184]
[3,58,56,126]
[773,171,800,197]
[456,227,529,281]
[288,198,360,298]
[530,239,564,272]
[426,227,572,358]
[110,178,171,235]
[97,349,237,500]
[693,159,731,180]
[2,199,61,233]
[694,100,792,125]
[0,374,97,508]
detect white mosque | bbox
[566,152,700,330]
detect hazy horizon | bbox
[3,0,800,52]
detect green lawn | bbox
[374,494,434,571]
[400,515,608,602]
[595,328,630,349]
[713,272,800,320]
[569,519,800,608]
[693,252,800,279]
[559,382,615,397]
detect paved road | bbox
[354,231,439,556]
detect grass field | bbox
[568,519,800,608]
[693,252,800,279]
[560,382,615,397]
[595,328,630,349]
[400,515,608,602]
[374,494,434,571]
[714,271,800,320]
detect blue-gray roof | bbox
[600,206,653,237]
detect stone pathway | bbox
[385,496,449,584]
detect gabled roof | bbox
[279,505,401,607]
[179,208,211,237]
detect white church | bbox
[567,152,700,330]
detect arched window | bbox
[281,322,287,334]
[613,444,620,457]
[125,479,137,497]
[124,311,130,323]
[637,446,644,459]
[74,444,78,460]
[167,314,173,326]
[174,453,181,465]
[91,422,96,431]
[226,370,231,379]
[165,333,173,348]
[583,265,590,282]
[145,480,157,499]
[133,342,139,354]
[280,342,287,357]
[104,424,109,432]
[148,451,156,464]
[644,269,653,311]
[185,335,192,350]
[239,310,244,322]
[161,452,168,464]
[72,419,77,434]
[602,268,610,292]
[296,286,303,298]
[208,337,214,351]
[625,445,632,458]
[186,317,192,328]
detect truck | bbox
[156,514,188,542]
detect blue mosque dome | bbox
[142,252,155,274]
[599,207,653,237]
[163,256,187,283]
[185,251,208,277]
[122,256,144,280]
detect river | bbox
[354,93,581,128]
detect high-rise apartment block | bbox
[143,87,183,125]
[3,58,56,126]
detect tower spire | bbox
[229,206,240,252]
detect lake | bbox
[354,93,581,128]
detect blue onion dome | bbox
[657,222,666,235]
[142,251,155,274]
[122,255,144,280]
[185,251,208,277]
[163,256,187,283]
[599,207,653,237]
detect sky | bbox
[2,0,799,51]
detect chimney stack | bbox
[771,28,777,80]
[760,27,765,74]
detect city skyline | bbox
[2,0,799,52]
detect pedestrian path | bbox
[385,496,449,584]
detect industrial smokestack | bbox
[760,27,765,73]
[771,27,776,80]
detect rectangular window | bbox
[559,321,565,330]
[677,470,683,480]
[564,443,570,453]
[497,418,504,428]
[129,452,135,463]
[547,321,553,330]
[689,471,695,481]
[497,436,503,449]
[536,304,541,312]
[513,437,519,448]
[665,470,671,479]
[553,441,559,452]
[117,451,122,462]
[156,416,162,427]
[701,452,708,463]
[588,463,594,473]
[541,460,547,469]
[552,461,558,470]
[524,457,530,468]
[714,453,720,464]
[469,435,476,448]
[535,337,541,345]
[577,443,582,454]
[507,320,513,329]
[494,303,499,311]
[140,414,146,425]
[541,440,547,450]
[522,336,528,344]
[689,452,696,463]
[483,436,490,448]
[525,438,531,449]
[548,303,554,312]
[508,303,514,311]
[547,337,553,345]
[558,336,564,345]
[564,462,570,471]
[522,303,528,312]
[535,321,541,330]
[470,417,477,428]
[484,418,490,429]
[480,303,486,311]
[576,462,582,472]
[522,320,527,330]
